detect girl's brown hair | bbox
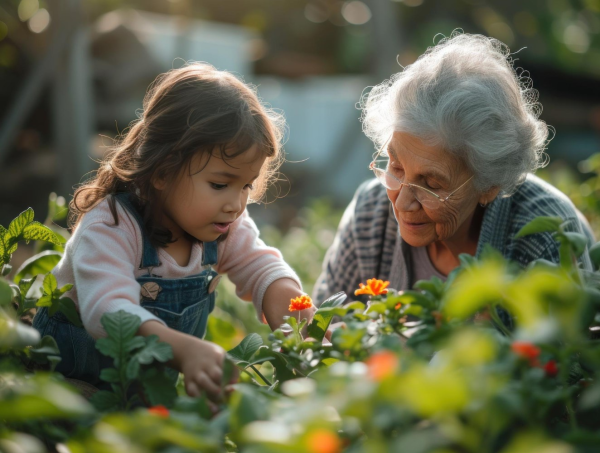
[70,63,286,246]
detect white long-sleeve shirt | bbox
[53,198,301,338]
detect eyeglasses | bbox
[369,160,474,210]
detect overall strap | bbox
[113,193,161,270]
[202,241,218,266]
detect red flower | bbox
[148,405,169,418]
[511,341,541,366]
[354,279,390,296]
[289,294,313,312]
[544,360,559,377]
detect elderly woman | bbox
[313,32,594,304]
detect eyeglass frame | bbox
[369,139,475,207]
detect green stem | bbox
[249,364,272,386]
[489,305,512,338]
[559,348,578,430]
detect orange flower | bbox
[289,294,313,312]
[148,405,169,418]
[306,429,342,453]
[511,341,541,366]
[354,278,390,296]
[365,350,398,381]
[394,302,402,310]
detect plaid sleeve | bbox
[312,194,362,305]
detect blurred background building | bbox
[1,0,600,229]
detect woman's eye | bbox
[244,184,255,191]
[210,183,227,190]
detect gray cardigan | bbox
[313,174,594,304]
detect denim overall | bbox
[33,193,219,388]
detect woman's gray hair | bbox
[360,31,551,195]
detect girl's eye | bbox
[244,184,255,191]
[210,183,227,190]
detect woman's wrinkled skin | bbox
[385,131,500,274]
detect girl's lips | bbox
[213,222,231,233]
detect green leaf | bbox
[307,308,341,342]
[29,335,62,367]
[18,277,36,300]
[22,221,66,246]
[563,232,588,257]
[0,225,7,259]
[0,278,12,306]
[126,335,173,380]
[135,335,173,364]
[95,311,142,363]
[42,273,57,295]
[58,297,83,328]
[90,390,121,412]
[58,283,73,293]
[515,216,563,238]
[99,368,121,383]
[319,291,347,309]
[14,251,62,284]
[0,313,41,348]
[229,384,270,434]
[366,302,387,314]
[36,294,52,308]
[140,367,177,407]
[221,357,235,390]
[7,208,34,239]
[101,310,141,342]
[228,333,263,363]
[590,242,600,269]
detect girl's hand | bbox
[176,337,232,400]
[137,321,238,401]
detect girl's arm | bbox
[217,210,306,325]
[262,277,315,330]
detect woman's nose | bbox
[394,184,420,212]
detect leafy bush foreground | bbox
[2,194,600,452]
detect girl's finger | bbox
[185,380,201,398]
[209,366,223,383]
[196,373,223,400]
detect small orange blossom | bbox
[365,350,398,381]
[306,429,342,453]
[354,278,390,296]
[289,294,313,312]
[148,405,169,418]
[511,341,541,366]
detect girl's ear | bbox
[479,186,501,206]
[152,174,168,191]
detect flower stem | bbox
[249,364,272,386]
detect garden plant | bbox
[2,168,600,452]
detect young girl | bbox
[33,63,313,400]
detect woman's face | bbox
[384,131,493,247]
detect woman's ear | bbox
[479,186,501,206]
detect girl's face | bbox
[384,132,496,247]
[155,146,266,243]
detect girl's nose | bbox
[224,192,244,213]
[394,184,420,212]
